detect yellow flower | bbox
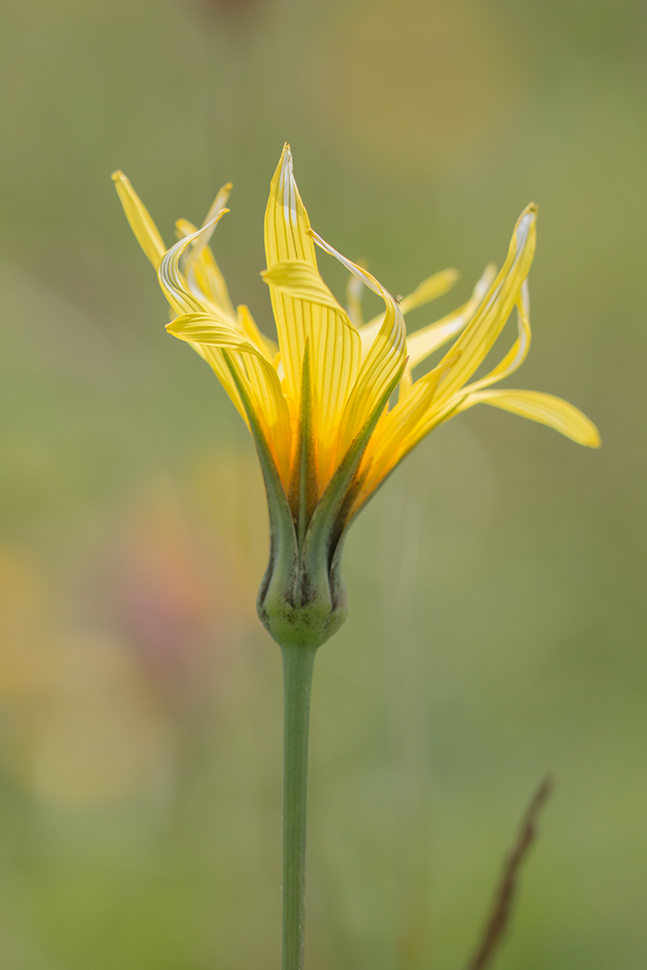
[113,145,599,648]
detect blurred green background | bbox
[0,0,645,967]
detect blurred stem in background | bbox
[381,452,433,970]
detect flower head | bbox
[113,146,599,648]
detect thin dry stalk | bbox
[466,775,555,970]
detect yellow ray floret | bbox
[113,146,599,546]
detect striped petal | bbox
[308,229,407,465]
[237,304,278,361]
[238,352,293,486]
[263,146,361,484]
[262,260,344,311]
[158,208,229,316]
[357,284,532,494]
[458,281,532,396]
[111,172,252,429]
[457,389,601,447]
[349,349,462,511]
[176,182,236,320]
[360,352,461,493]
[432,204,537,407]
[166,312,262,353]
[112,171,166,269]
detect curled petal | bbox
[176,184,236,320]
[308,228,407,462]
[158,208,229,315]
[262,260,344,312]
[166,312,262,354]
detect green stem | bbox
[281,643,317,970]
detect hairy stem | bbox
[281,644,317,970]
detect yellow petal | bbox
[176,184,237,321]
[368,281,532,477]
[222,353,297,561]
[262,260,343,311]
[112,171,166,269]
[459,282,532,396]
[357,352,462,499]
[406,263,496,369]
[238,352,293,486]
[263,146,361,486]
[237,305,278,361]
[190,183,232,262]
[166,312,261,354]
[168,312,292,482]
[397,366,413,402]
[356,314,384,358]
[264,144,317,268]
[263,144,318,404]
[190,245,237,320]
[163,312,247,423]
[433,204,537,406]
[459,389,601,447]
[158,208,229,315]
[309,228,407,462]
[175,217,195,240]
[113,173,247,425]
[397,268,459,315]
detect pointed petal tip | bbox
[271,144,295,190]
[513,204,538,250]
[520,202,538,227]
[278,143,293,167]
[111,170,125,182]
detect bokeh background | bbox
[0,0,645,967]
